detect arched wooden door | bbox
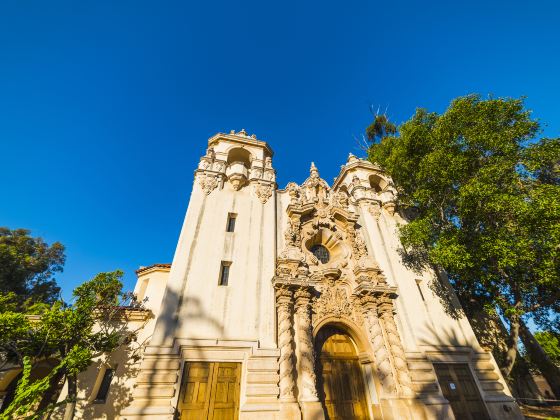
[316,326,370,420]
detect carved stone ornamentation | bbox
[199,173,219,195]
[275,286,297,401]
[286,182,302,205]
[312,280,363,326]
[212,160,226,173]
[229,174,246,191]
[277,217,309,278]
[250,167,263,179]
[358,295,397,395]
[378,299,414,396]
[300,162,330,205]
[254,182,273,204]
[368,201,382,219]
[383,201,396,216]
[294,288,319,402]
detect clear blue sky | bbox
[1,0,559,299]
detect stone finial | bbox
[348,153,358,163]
[310,162,319,178]
[238,129,248,136]
[230,129,235,134]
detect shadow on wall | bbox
[398,242,546,402]
[125,289,227,419]
[179,296,226,340]
[76,349,140,419]
[397,245,464,321]
[46,311,156,419]
[2,287,232,419]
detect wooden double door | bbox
[316,327,370,420]
[178,362,241,420]
[433,363,489,420]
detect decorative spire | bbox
[347,153,358,163]
[310,162,319,178]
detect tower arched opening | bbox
[368,174,388,193]
[226,147,252,169]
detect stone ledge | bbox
[121,406,175,415]
[481,381,505,392]
[140,359,181,370]
[133,386,176,398]
[246,372,280,384]
[240,403,280,412]
[476,370,500,381]
[409,370,437,382]
[247,358,278,370]
[137,372,178,384]
[245,384,280,397]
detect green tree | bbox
[0,270,144,420]
[0,228,65,306]
[535,331,560,366]
[366,95,560,390]
[523,330,560,369]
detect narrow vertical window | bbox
[94,368,114,403]
[137,278,149,301]
[226,213,237,232]
[219,262,231,286]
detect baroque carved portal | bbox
[273,164,415,411]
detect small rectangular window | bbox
[219,262,231,286]
[226,213,237,232]
[94,368,114,403]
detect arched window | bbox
[226,147,252,169]
[311,245,330,264]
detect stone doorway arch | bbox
[315,324,372,420]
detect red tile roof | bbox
[135,263,171,274]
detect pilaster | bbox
[274,285,301,419]
[294,287,324,420]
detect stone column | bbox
[378,298,414,397]
[360,295,397,396]
[294,287,324,420]
[275,286,299,412]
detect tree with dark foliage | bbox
[0,227,65,306]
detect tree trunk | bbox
[62,373,77,420]
[519,319,560,398]
[502,313,520,378]
[37,368,65,416]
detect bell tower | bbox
[124,130,281,419]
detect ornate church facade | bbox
[121,130,522,419]
[9,130,522,419]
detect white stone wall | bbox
[151,135,277,348]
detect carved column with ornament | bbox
[294,287,324,420]
[378,297,414,396]
[275,286,297,401]
[359,294,397,395]
[275,285,301,418]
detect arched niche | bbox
[226,147,252,190]
[369,174,388,193]
[226,147,252,169]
